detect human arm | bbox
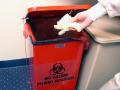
[56,0,120,35]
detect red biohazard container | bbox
[24,5,91,90]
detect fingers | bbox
[58,29,69,35]
[68,22,82,32]
[54,25,62,30]
[54,11,93,36]
[58,22,82,35]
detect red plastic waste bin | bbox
[24,5,91,90]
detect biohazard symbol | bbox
[49,63,65,75]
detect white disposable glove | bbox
[54,14,82,35]
[70,11,94,35]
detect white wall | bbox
[0,0,96,61]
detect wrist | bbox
[86,3,107,21]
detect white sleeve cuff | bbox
[86,3,107,21]
[115,72,120,87]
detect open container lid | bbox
[27,5,91,21]
[25,5,91,45]
[86,15,120,44]
[28,5,91,13]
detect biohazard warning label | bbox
[35,61,76,86]
[49,63,65,75]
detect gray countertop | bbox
[86,15,120,44]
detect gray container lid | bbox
[86,15,120,44]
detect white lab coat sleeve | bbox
[86,3,107,21]
[98,0,120,17]
[86,0,120,21]
[99,72,120,90]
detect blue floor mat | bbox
[0,65,32,90]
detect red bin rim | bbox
[28,4,91,13]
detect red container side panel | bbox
[33,42,84,90]
[26,5,91,90]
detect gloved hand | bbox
[71,11,93,30]
[54,14,83,35]
[54,11,93,35]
